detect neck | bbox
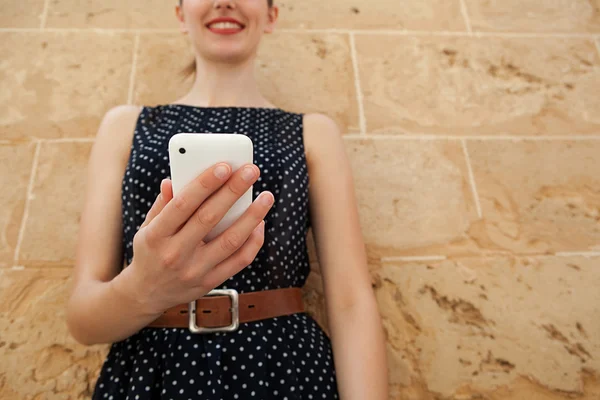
[176,56,273,108]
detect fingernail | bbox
[260,192,273,206]
[242,166,256,181]
[214,164,229,179]
[257,221,265,233]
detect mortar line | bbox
[342,134,600,141]
[381,256,447,262]
[0,27,597,40]
[13,141,42,263]
[281,29,595,38]
[39,0,50,29]
[555,251,600,257]
[459,0,473,34]
[284,29,594,39]
[26,135,600,143]
[9,265,77,270]
[42,138,95,143]
[382,252,600,262]
[461,139,483,218]
[349,33,367,136]
[127,32,140,105]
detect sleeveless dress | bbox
[91,105,340,400]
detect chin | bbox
[202,44,256,64]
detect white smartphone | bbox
[168,133,254,242]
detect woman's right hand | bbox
[128,162,273,315]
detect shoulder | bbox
[100,104,144,131]
[303,113,340,134]
[302,113,343,164]
[94,104,144,164]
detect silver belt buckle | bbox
[188,289,239,334]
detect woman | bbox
[67,0,388,398]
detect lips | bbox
[206,17,245,35]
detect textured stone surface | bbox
[345,138,600,258]
[355,35,600,136]
[17,142,92,267]
[0,0,46,28]
[344,138,479,258]
[132,33,193,106]
[0,32,133,140]
[0,143,36,268]
[134,32,359,133]
[276,0,466,31]
[0,268,109,399]
[464,0,600,33]
[45,0,177,29]
[467,140,600,254]
[257,33,359,133]
[4,1,600,399]
[376,255,600,399]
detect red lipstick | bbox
[206,17,245,35]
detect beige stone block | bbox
[134,32,359,133]
[0,143,36,268]
[464,0,600,33]
[355,36,600,136]
[0,32,134,140]
[375,256,600,398]
[0,268,108,399]
[132,33,193,106]
[17,142,92,266]
[45,0,177,29]
[467,140,600,254]
[0,0,46,28]
[345,138,479,258]
[276,0,466,31]
[258,33,359,133]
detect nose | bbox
[213,0,236,9]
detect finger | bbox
[197,220,265,290]
[176,164,262,248]
[140,179,170,230]
[198,192,273,268]
[150,162,232,238]
[162,178,174,202]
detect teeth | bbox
[209,22,242,30]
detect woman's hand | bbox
[128,162,273,314]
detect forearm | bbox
[328,295,389,400]
[66,264,162,345]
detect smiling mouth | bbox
[206,21,245,34]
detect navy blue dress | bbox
[91,105,340,400]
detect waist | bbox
[146,287,304,334]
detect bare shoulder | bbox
[101,104,143,129]
[302,113,343,164]
[96,104,144,163]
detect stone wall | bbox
[1,0,600,398]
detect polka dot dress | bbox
[91,105,340,400]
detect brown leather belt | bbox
[147,287,304,334]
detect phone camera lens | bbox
[179,147,186,154]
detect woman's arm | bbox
[67,105,164,345]
[303,114,389,400]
